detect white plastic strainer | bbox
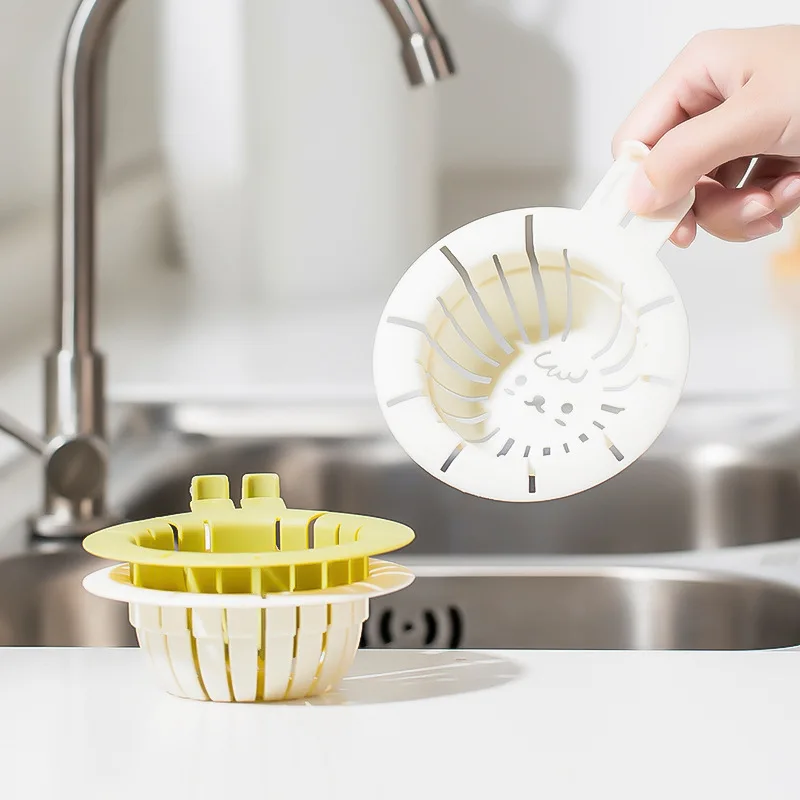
[373,141,694,503]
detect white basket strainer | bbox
[83,559,412,702]
[81,473,415,702]
[373,141,694,502]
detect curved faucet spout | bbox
[379,0,456,85]
[15,0,456,536]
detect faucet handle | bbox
[0,408,46,455]
[0,407,111,537]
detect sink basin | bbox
[0,549,136,647]
[119,432,800,555]
[365,566,800,650]
[1,402,799,649]
[1,549,799,651]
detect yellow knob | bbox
[242,473,281,500]
[191,475,230,502]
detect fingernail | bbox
[746,216,782,239]
[628,167,659,213]
[741,199,772,223]
[670,234,692,249]
[670,219,694,248]
[781,178,800,203]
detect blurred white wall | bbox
[0,0,164,347]
[0,0,159,218]
[437,0,796,179]
[0,0,798,393]
[159,0,437,306]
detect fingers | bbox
[765,171,800,215]
[613,37,721,156]
[680,167,800,242]
[744,155,800,186]
[692,179,780,241]
[669,211,697,248]
[628,78,789,213]
[699,208,784,242]
[613,79,690,157]
[712,157,755,189]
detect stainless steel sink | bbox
[2,550,799,650]
[0,548,136,647]
[365,566,800,650]
[117,418,800,556]
[1,402,800,650]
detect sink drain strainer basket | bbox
[374,141,693,502]
[82,473,414,702]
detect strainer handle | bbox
[582,140,696,256]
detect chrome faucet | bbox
[0,0,455,538]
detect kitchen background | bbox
[0,0,797,468]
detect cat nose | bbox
[524,394,546,412]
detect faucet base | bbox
[41,351,108,537]
[28,501,117,541]
[29,510,118,539]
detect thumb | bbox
[628,78,779,213]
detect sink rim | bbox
[390,560,800,595]
[2,548,800,651]
[1,547,798,598]
[3,399,800,563]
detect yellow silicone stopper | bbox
[82,473,414,595]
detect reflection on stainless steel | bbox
[0,549,135,647]
[365,566,800,650]
[118,424,800,556]
[1,403,799,648]
[0,0,456,539]
[2,550,799,651]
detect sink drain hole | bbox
[361,606,464,648]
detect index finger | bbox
[612,43,723,156]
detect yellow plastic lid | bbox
[82,473,414,595]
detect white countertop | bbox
[1,647,798,800]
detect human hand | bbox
[613,25,800,247]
